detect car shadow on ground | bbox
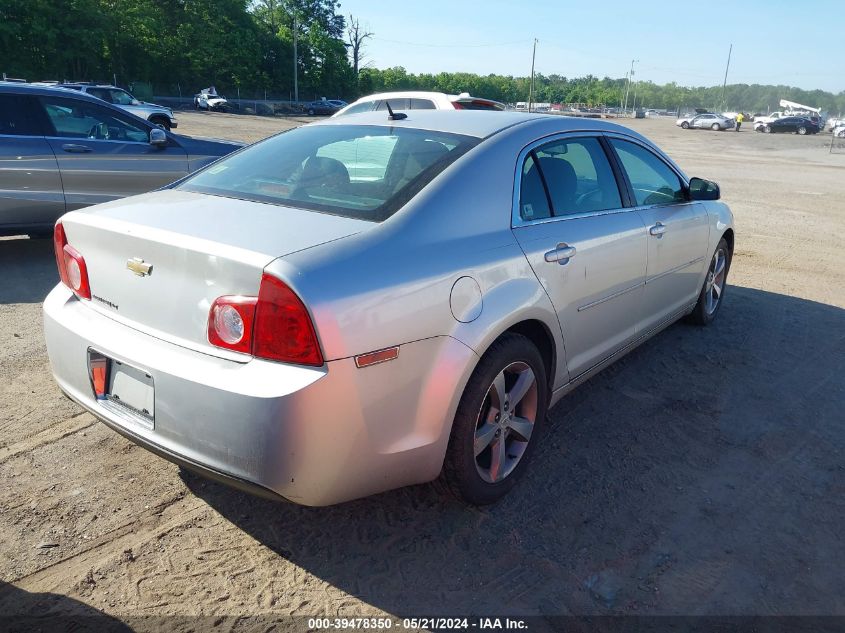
[0,237,58,304]
[0,581,132,631]
[183,286,845,617]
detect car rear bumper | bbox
[44,285,478,505]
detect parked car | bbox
[334,91,505,117]
[43,110,734,506]
[194,88,229,111]
[831,123,845,138]
[827,116,844,131]
[0,82,242,237]
[754,116,820,134]
[676,113,734,130]
[57,83,177,130]
[304,99,347,116]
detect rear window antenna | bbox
[385,101,407,121]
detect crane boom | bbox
[779,99,820,114]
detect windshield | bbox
[179,124,479,222]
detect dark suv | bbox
[0,83,242,237]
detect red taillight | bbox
[253,274,323,366]
[207,274,323,366]
[54,222,91,300]
[207,296,257,354]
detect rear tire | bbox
[797,126,807,135]
[688,237,731,326]
[442,333,549,505]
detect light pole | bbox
[623,58,638,114]
[528,38,538,113]
[293,11,299,103]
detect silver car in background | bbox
[0,83,241,236]
[676,113,735,130]
[58,83,178,130]
[44,111,734,506]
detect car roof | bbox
[308,109,645,140]
[0,81,109,102]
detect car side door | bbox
[36,94,189,210]
[0,92,65,233]
[606,136,710,334]
[511,133,647,382]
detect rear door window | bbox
[527,137,622,217]
[0,94,42,136]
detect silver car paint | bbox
[44,111,735,505]
[0,135,66,226]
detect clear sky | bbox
[338,0,844,93]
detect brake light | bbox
[207,274,322,366]
[253,274,323,366]
[53,222,91,299]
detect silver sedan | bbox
[44,111,735,506]
[676,113,735,131]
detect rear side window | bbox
[180,125,479,222]
[0,94,41,135]
[338,101,374,116]
[410,99,436,110]
[375,99,410,111]
[519,154,551,221]
[609,139,685,206]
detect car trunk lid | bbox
[60,189,372,361]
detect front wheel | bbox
[764,125,772,133]
[688,238,731,326]
[443,333,548,505]
[681,121,690,129]
[797,126,807,135]
[150,118,171,131]
[711,123,721,131]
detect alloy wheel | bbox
[704,247,727,315]
[473,361,538,483]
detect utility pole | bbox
[528,38,538,113]
[623,59,638,114]
[720,43,733,111]
[293,11,299,103]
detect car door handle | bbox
[649,222,667,236]
[61,144,93,153]
[544,244,577,264]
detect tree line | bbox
[1,0,842,113]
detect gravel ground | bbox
[1,111,843,627]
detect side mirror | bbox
[688,177,720,201]
[149,127,168,147]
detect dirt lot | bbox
[1,111,844,627]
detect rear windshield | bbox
[179,125,479,222]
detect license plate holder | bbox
[88,349,154,428]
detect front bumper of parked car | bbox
[43,285,477,506]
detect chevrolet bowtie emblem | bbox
[126,257,153,277]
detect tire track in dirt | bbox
[11,491,203,591]
[0,411,96,464]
